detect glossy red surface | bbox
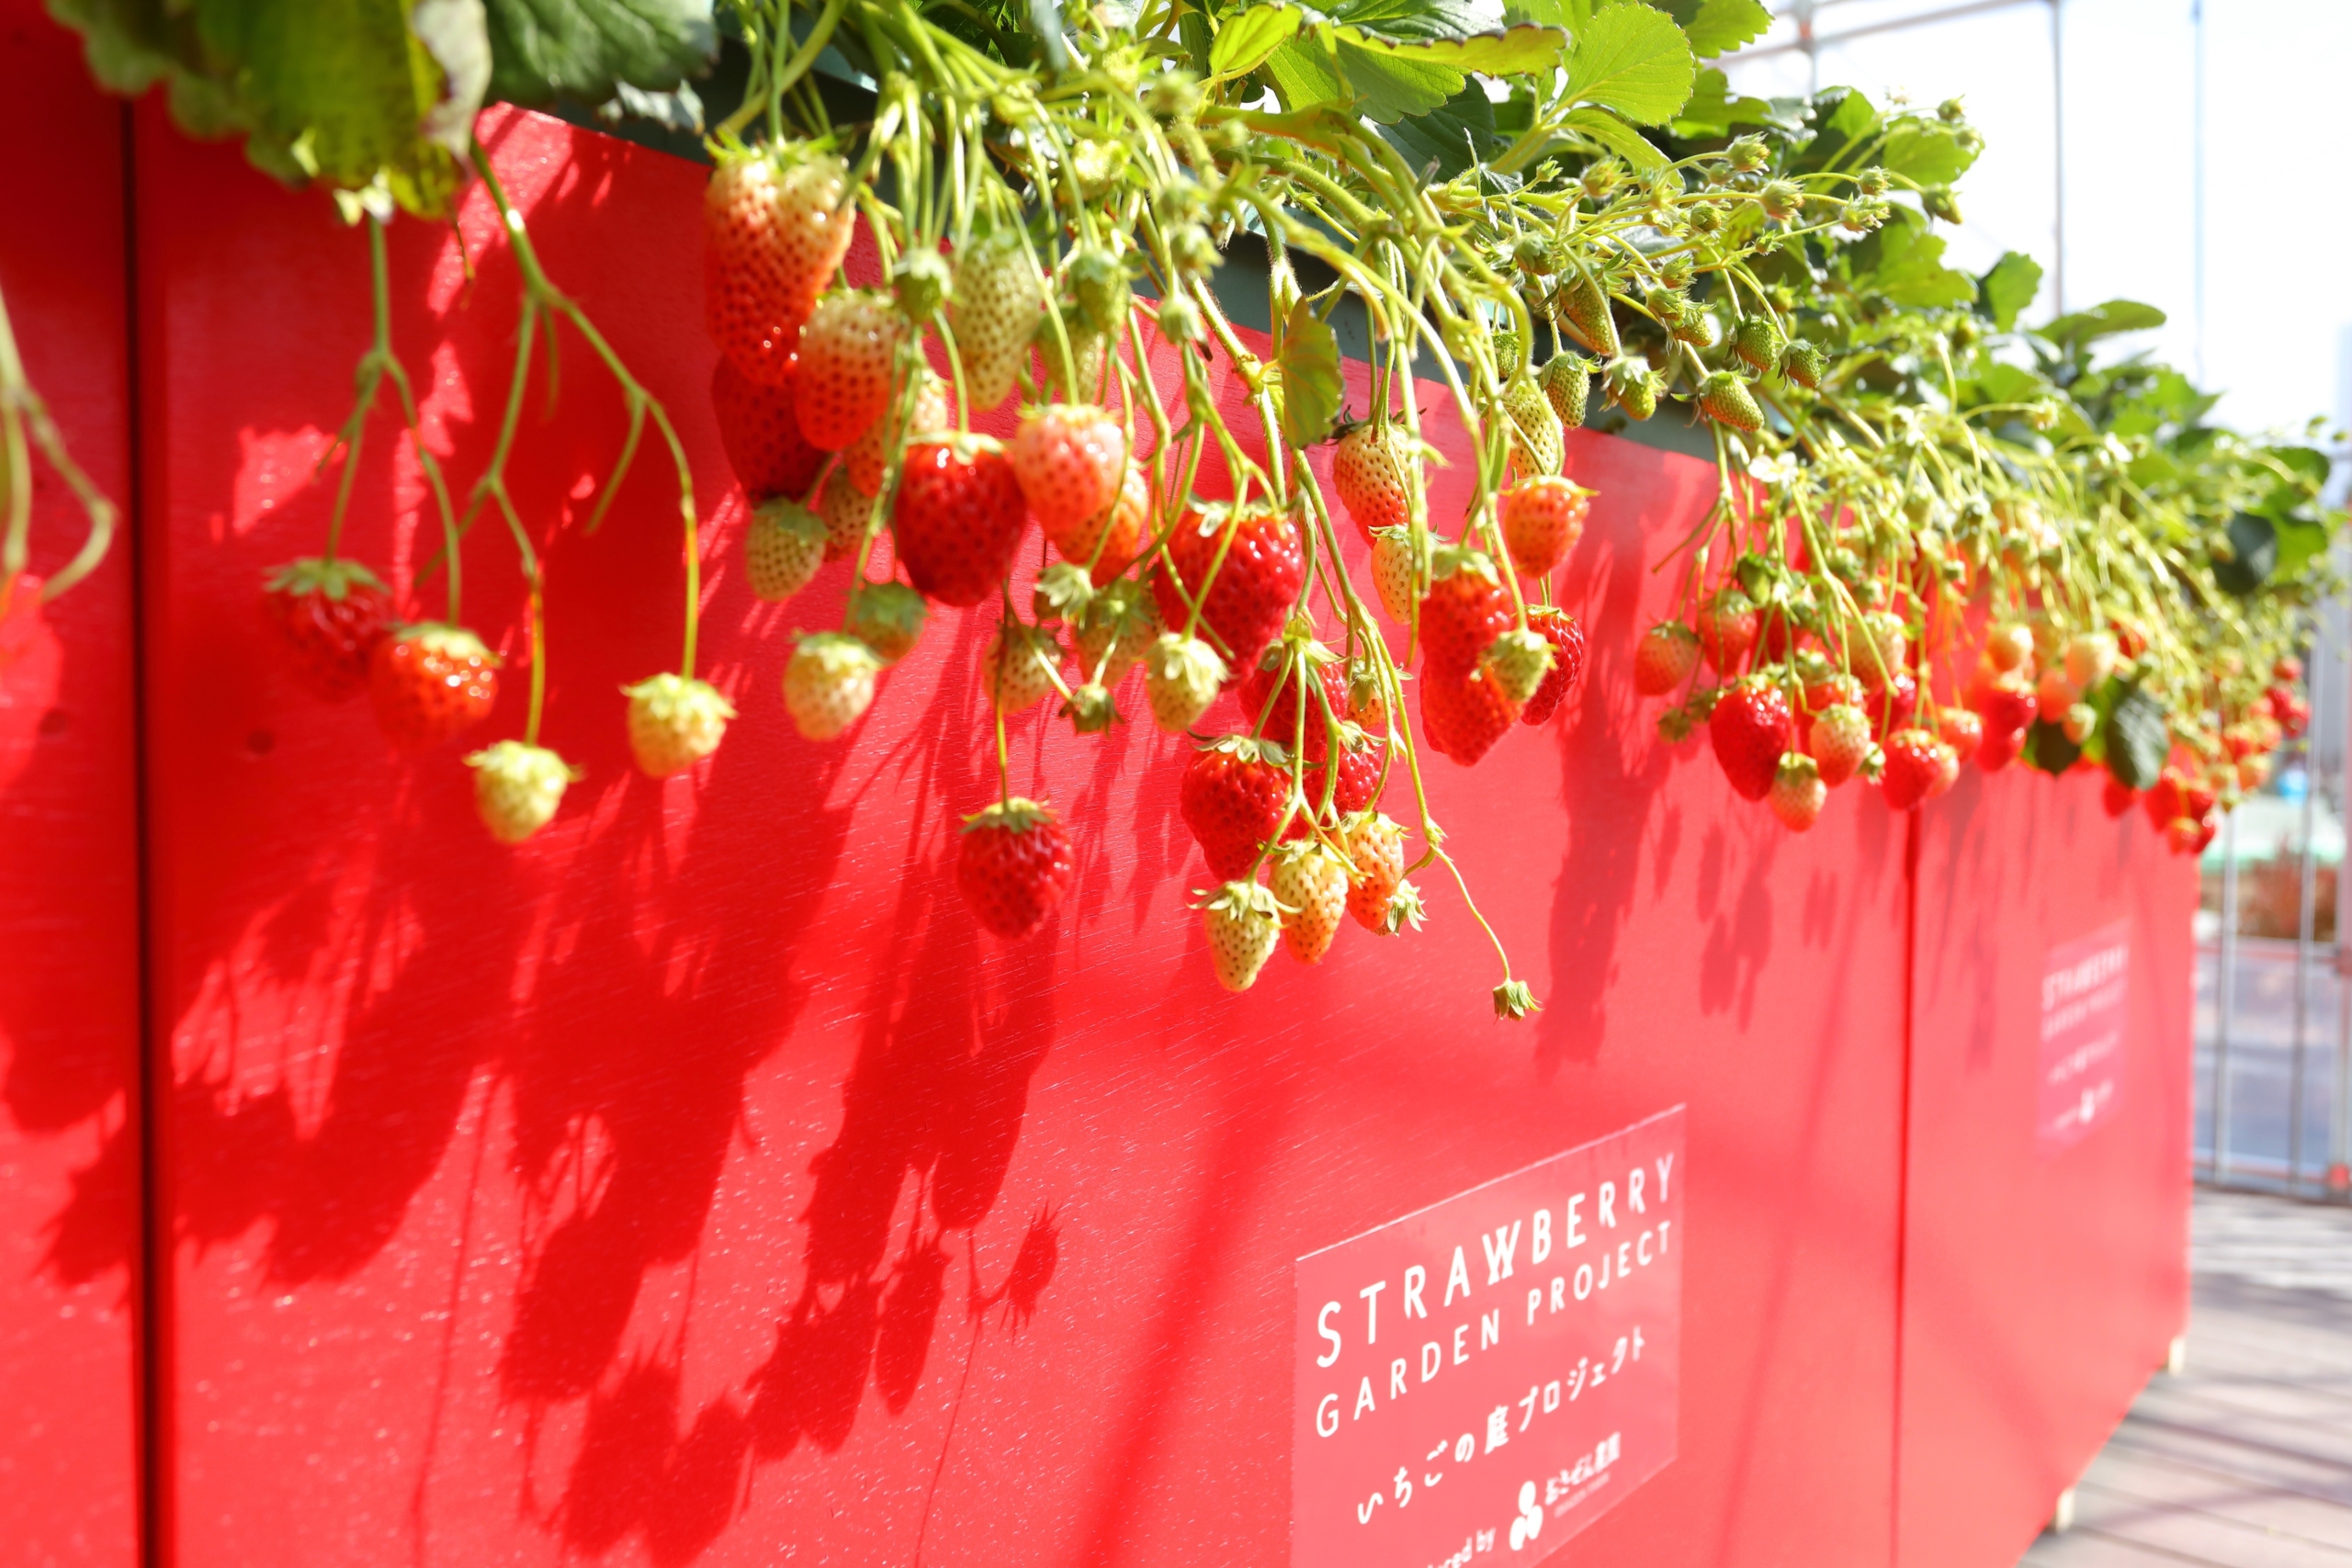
[1897,767,2198,1568]
[0,6,143,1562]
[130,107,1917,1567]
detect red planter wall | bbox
[0,11,145,1567]
[0,33,2197,1567]
[1896,768,2197,1568]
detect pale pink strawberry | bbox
[797,290,903,450]
[1333,422,1414,544]
[704,142,855,386]
[1010,403,1128,544]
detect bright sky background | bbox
[1719,0,2350,445]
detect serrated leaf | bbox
[2034,299,2167,347]
[1210,5,1302,80]
[1665,0,1770,57]
[1976,251,2042,332]
[1338,40,1462,121]
[481,0,717,107]
[1670,65,1789,135]
[1329,0,1492,37]
[1350,21,1566,73]
[1852,220,1974,308]
[1563,105,1668,171]
[1263,34,1350,106]
[1794,85,1877,170]
[1878,120,1976,186]
[1276,299,1344,448]
[1563,3,1694,125]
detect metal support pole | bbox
[2213,813,2240,1184]
[2049,0,2065,316]
[2336,620,2352,1197]
[2292,651,2320,1191]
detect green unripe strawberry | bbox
[1556,273,1620,357]
[844,582,929,664]
[1698,371,1764,432]
[1734,316,1784,374]
[1781,340,1826,389]
[1540,355,1591,428]
[1604,357,1661,422]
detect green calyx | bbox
[963,795,1057,835]
[266,556,386,600]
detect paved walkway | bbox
[2021,1189,2352,1565]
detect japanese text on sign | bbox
[1293,1108,1684,1568]
[2040,922,2129,1155]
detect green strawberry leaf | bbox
[1877,119,1977,186]
[480,0,718,108]
[1380,84,1502,179]
[1335,40,1463,121]
[2034,299,2167,348]
[2272,514,2335,578]
[1849,218,1975,308]
[1669,66,1793,137]
[1210,4,1302,81]
[2212,511,2278,596]
[2104,682,2169,791]
[1263,35,1350,107]
[2023,717,2080,775]
[1563,3,1694,125]
[1564,105,1669,172]
[1976,251,2043,332]
[1276,298,1345,448]
[1656,0,1770,58]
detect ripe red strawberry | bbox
[894,437,1030,606]
[1969,673,2035,773]
[950,230,1047,413]
[1270,842,1349,964]
[1200,881,1283,992]
[1332,422,1414,543]
[370,624,500,750]
[1180,736,1296,881]
[1804,671,1864,714]
[1010,403,1128,541]
[1151,504,1305,679]
[1807,703,1871,786]
[1865,669,1917,735]
[264,557,390,700]
[957,797,1076,940]
[1938,707,1984,761]
[1520,607,1586,726]
[1696,588,1758,675]
[783,632,880,740]
[1880,728,1946,811]
[1633,622,1701,695]
[1240,649,1349,747]
[705,141,855,386]
[2165,814,2209,854]
[1344,813,1408,933]
[1498,476,1592,579]
[711,355,826,502]
[1769,753,1826,832]
[1313,732,1385,815]
[844,366,949,496]
[1417,547,1512,674]
[2101,775,2137,818]
[796,290,903,450]
[2143,771,2186,832]
[1420,663,1521,765]
[623,673,736,778]
[1710,680,1792,801]
[1757,603,1804,663]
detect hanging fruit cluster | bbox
[42,0,2336,1017]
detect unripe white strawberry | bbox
[784,633,880,740]
[1145,632,1227,733]
[624,673,736,778]
[1270,843,1349,964]
[466,740,578,844]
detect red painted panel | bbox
[139,109,1912,1566]
[1897,767,2198,1568]
[0,6,144,1562]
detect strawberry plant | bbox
[28,0,2344,1016]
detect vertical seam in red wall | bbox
[120,96,164,1568]
[1890,807,1922,1568]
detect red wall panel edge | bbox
[0,6,146,1563]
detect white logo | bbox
[1510,1480,1544,1550]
